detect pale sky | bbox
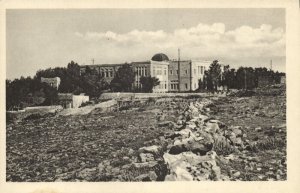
[6,9,285,80]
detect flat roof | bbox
[80,61,151,67]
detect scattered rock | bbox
[139,153,155,163]
[139,145,160,155]
[255,127,262,132]
[76,167,97,181]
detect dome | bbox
[151,53,169,61]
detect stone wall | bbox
[24,105,63,113]
[99,92,208,100]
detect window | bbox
[201,66,203,74]
[164,70,167,75]
[165,84,167,89]
[185,70,188,74]
[171,84,173,89]
[170,70,173,75]
[176,70,178,75]
[105,70,109,77]
[185,83,188,89]
[145,69,147,76]
[110,71,113,77]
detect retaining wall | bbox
[100,92,208,100]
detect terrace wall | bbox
[99,92,208,100]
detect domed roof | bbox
[151,53,169,61]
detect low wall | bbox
[7,105,63,122]
[24,105,63,113]
[100,92,208,100]
[59,99,117,116]
[94,99,117,109]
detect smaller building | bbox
[41,77,61,90]
[58,93,89,108]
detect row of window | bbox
[154,81,167,90]
[156,84,167,89]
[91,65,206,78]
[196,66,206,74]
[170,84,179,90]
[170,83,189,90]
[169,67,206,76]
[153,68,167,76]
[136,66,148,76]
[133,82,197,90]
[100,69,114,78]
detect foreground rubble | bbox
[6,91,286,181]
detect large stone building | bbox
[80,53,210,93]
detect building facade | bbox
[41,77,61,90]
[79,53,210,93]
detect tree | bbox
[235,67,256,90]
[34,61,108,97]
[67,61,80,77]
[202,74,207,90]
[6,77,58,110]
[220,65,230,91]
[206,60,222,92]
[228,68,236,89]
[140,76,160,93]
[198,78,203,90]
[110,64,135,92]
[80,68,108,97]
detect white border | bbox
[0,1,299,193]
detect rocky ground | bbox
[6,86,286,181]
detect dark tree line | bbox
[199,60,285,92]
[6,77,58,110]
[6,61,109,110]
[6,61,159,110]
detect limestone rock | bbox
[164,151,221,181]
[77,167,97,181]
[205,122,220,133]
[139,153,155,163]
[139,145,160,155]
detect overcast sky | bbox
[6,9,285,80]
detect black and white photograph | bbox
[1,0,300,192]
